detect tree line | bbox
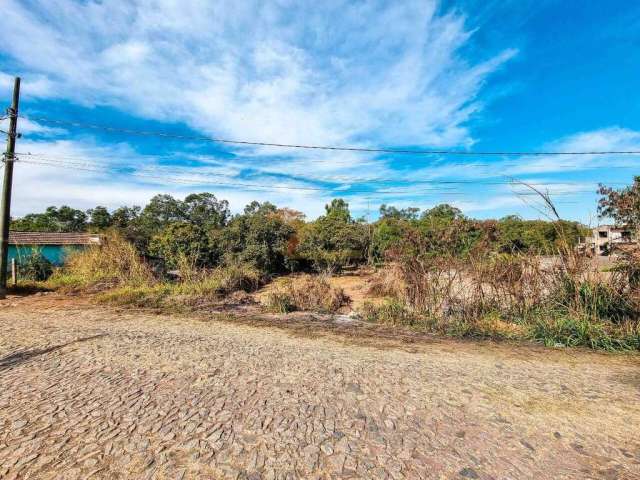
[11,192,591,274]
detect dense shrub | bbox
[149,222,218,269]
[220,202,295,274]
[20,252,54,281]
[296,199,369,272]
[360,219,640,350]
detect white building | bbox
[582,225,635,256]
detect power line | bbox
[17,157,603,197]
[15,150,640,170]
[20,114,640,156]
[14,152,628,188]
[17,158,472,195]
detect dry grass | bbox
[98,263,264,310]
[360,227,640,350]
[264,274,350,314]
[47,231,154,291]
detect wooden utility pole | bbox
[0,77,20,298]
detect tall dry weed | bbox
[49,231,154,290]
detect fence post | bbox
[10,258,16,286]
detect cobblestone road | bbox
[1,296,639,479]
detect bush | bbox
[220,202,295,274]
[48,232,154,290]
[359,299,416,325]
[20,252,54,281]
[363,227,640,350]
[264,274,350,313]
[296,199,369,272]
[174,263,264,296]
[98,262,263,309]
[148,222,218,269]
[530,316,640,351]
[552,276,638,323]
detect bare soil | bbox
[0,293,639,479]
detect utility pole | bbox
[0,77,20,298]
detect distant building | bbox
[9,232,101,266]
[580,225,636,256]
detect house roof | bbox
[594,225,632,232]
[8,231,101,246]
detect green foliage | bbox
[530,316,640,351]
[182,193,230,229]
[297,198,369,271]
[379,204,420,220]
[221,202,294,273]
[138,192,229,240]
[148,222,216,269]
[11,205,87,232]
[11,197,591,276]
[20,252,54,281]
[552,276,637,323]
[359,299,416,325]
[495,215,587,254]
[420,203,464,223]
[87,206,112,230]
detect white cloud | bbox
[0,0,514,149]
[10,137,333,217]
[11,1,602,219]
[0,72,55,98]
[0,117,65,136]
[505,127,640,176]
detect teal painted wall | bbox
[8,245,83,266]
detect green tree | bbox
[379,204,420,220]
[298,199,368,271]
[148,222,214,269]
[11,206,87,232]
[183,192,229,229]
[221,202,294,273]
[87,206,112,230]
[413,204,481,256]
[139,194,186,235]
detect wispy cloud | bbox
[0,0,528,218]
[504,127,640,176]
[1,0,514,149]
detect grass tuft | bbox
[264,274,350,313]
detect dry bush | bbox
[363,217,640,350]
[48,231,154,290]
[464,252,555,318]
[265,274,350,313]
[99,262,264,309]
[366,267,405,298]
[174,262,264,296]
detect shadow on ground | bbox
[0,333,107,369]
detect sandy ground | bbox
[0,293,639,479]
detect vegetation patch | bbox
[264,275,350,313]
[13,177,640,351]
[97,263,264,311]
[47,232,154,291]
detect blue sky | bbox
[1,0,639,222]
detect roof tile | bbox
[8,231,102,246]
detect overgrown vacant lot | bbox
[1,295,639,479]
